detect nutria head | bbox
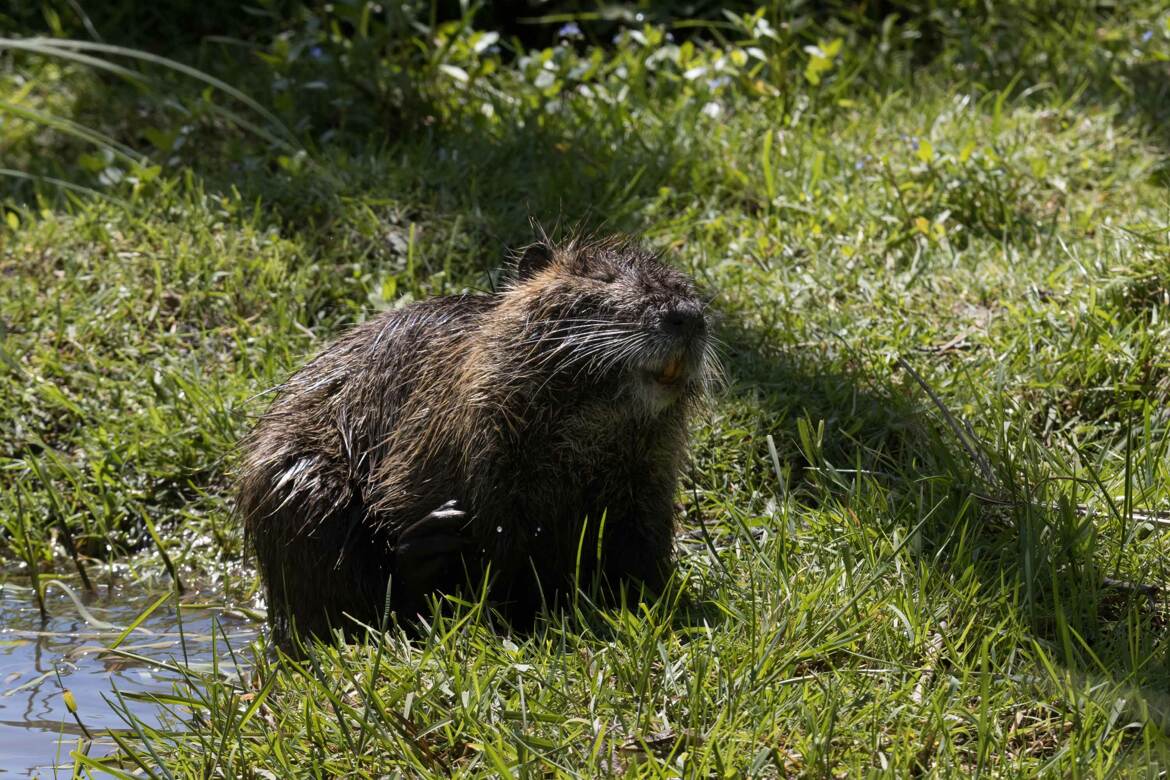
[502,237,716,415]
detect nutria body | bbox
[238,237,713,643]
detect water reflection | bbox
[0,575,259,776]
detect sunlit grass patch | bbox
[1,1,1169,775]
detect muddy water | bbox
[0,575,259,776]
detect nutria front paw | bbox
[393,501,472,600]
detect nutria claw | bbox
[423,500,465,522]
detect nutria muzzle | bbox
[659,301,706,340]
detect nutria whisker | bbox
[519,332,647,414]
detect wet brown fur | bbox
[237,236,714,644]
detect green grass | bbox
[3,2,1170,775]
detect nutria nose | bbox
[660,304,705,338]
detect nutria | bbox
[237,236,714,643]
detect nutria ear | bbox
[515,242,555,279]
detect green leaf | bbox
[108,591,171,650]
[916,138,934,163]
[804,55,831,85]
[762,131,776,200]
[143,127,177,152]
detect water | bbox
[0,575,259,777]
